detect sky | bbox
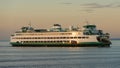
[0,0,120,40]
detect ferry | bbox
[10,23,111,47]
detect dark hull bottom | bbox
[11,44,110,47]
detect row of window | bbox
[19,41,69,43]
[15,33,72,36]
[13,37,89,39]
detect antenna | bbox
[29,20,31,27]
[85,19,89,25]
[86,20,89,25]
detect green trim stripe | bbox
[10,42,110,47]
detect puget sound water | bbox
[0,40,120,68]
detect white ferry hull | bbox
[10,24,111,47]
[10,35,111,47]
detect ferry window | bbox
[51,37,54,39]
[84,37,86,38]
[63,37,66,39]
[61,37,64,39]
[86,37,89,39]
[74,37,77,39]
[48,37,50,39]
[70,37,73,39]
[78,37,81,39]
[69,33,72,35]
[82,37,85,39]
[64,41,66,42]
[66,37,69,39]
[65,41,69,43]
[41,37,44,39]
[59,41,62,42]
[35,37,37,39]
[56,37,59,39]
[48,37,51,39]
[16,34,22,35]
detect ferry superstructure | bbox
[10,23,111,47]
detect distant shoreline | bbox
[0,40,9,42]
[111,38,120,40]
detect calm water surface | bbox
[0,40,120,68]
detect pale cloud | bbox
[60,2,72,5]
[81,3,114,8]
[116,4,120,7]
[80,3,120,13]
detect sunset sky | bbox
[0,0,120,40]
